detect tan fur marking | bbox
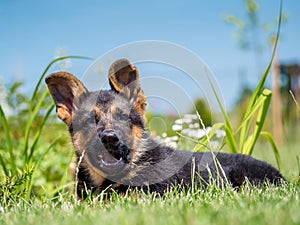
[85,161,106,186]
[72,132,82,155]
[109,77,123,92]
[132,125,143,139]
[130,125,144,165]
[134,91,147,117]
[73,132,106,186]
[57,106,72,126]
[94,106,102,122]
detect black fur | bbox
[102,137,285,195]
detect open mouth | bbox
[99,150,124,167]
[97,129,130,170]
[97,144,131,174]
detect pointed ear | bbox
[45,72,88,126]
[108,59,147,116]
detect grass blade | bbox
[289,90,300,113]
[235,92,267,134]
[23,90,49,162]
[207,77,237,153]
[296,156,300,178]
[0,154,8,176]
[0,105,16,174]
[27,104,55,163]
[243,89,272,154]
[261,131,281,172]
[224,126,238,153]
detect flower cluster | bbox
[158,114,226,151]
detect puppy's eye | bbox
[85,117,95,124]
[119,113,130,121]
[84,112,100,124]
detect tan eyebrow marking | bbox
[94,107,102,121]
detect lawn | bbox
[1,181,299,225]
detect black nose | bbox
[100,129,119,149]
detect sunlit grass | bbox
[1,181,299,225]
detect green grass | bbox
[1,182,299,225]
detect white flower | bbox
[167,141,178,149]
[215,129,226,138]
[181,129,190,135]
[195,129,207,139]
[184,129,206,139]
[171,136,179,141]
[189,123,200,129]
[164,137,172,143]
[175,119,183,124]
[183,114,198,120]
[182,118,192,124]
[172,124,182,131]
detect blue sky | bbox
[1,0,299,112]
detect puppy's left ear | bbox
[108,59,146,116]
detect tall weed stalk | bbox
[197,0,283,171]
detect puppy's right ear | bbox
[45,72,88,126]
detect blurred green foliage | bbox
[190,98,212,127]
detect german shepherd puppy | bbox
[46,59,285,197]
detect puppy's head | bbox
[46,59,147,179]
